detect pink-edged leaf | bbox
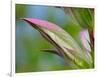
[79,29,91,52]
[22,18,93,67]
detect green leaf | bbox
[64,8,94,30]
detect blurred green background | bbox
[16,4,84,73]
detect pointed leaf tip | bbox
[22,18,59,30]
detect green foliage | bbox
[16,4,94,73]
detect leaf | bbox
[22,18,93,68]
[79,29,91,52]
[64,8,94,29]
[41,49,63,58]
